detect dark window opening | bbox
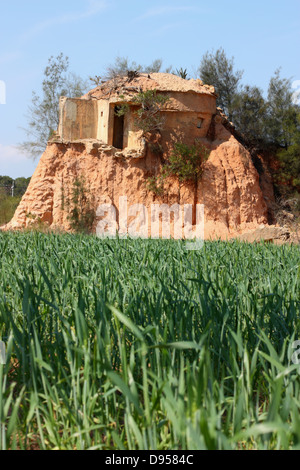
[113,106,124,149]
[197,118,204,129]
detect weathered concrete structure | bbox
[58,97,98,142]
[4,73,276,240]
[58,73,217,150]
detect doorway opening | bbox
[113,106,125,149]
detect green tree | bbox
[198,48,243,120]
[105,56,143,79]
[0,176,13,189]
[276,111,300,191]
[144,59,163,74]
[0,175,31,199]
[14,177,31,197]
[105,56,172,80]
[266,69,298,149]
[231,85,268,142]
[20,53,88,159]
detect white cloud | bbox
[148,22,185,37]
[20,0,109,42]
[0,52,21,67]
[0,144,38,178]
[0,1,109,70]
[133,5,202,22]
[0,144,22,162]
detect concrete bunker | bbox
[57,73,217,154]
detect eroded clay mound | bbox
[4,121,269,240]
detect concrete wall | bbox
[125,106,143,149]
[164,91,216,114]
[59,98,98,141]
[162,111,212,146]
[121,92,216,148]
[58,91,216,147]
[97,100,110,142]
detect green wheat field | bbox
[0,232,299,450]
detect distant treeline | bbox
[0,175,31,197]
[0,175,31,225]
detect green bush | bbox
[132,89,170,136]
[0,192,21,225]
[66,177,95,233]
[165,141,209,183]
[147,141,210,195]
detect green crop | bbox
[0,232,299,450]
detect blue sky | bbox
[0,0,299,178]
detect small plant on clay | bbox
[66,176,96,233]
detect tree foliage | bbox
[266,69,298,149]
[165,141,209,183]
[176,68,188,79]
[66,176,95,233]
[132,89,170,136]
[0,194,21,225]
[198,48,300,201]
[276,112,300,191]
[147,142,210,195]
[105,56,172,80]
[231,85,268,142]
[0,176,13,188]
[20,53,88,159]
[198,48,243,120]
[14,177,31,197]
[114,89,169,137]
[0,176,30,196]
[0,175,30,225]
